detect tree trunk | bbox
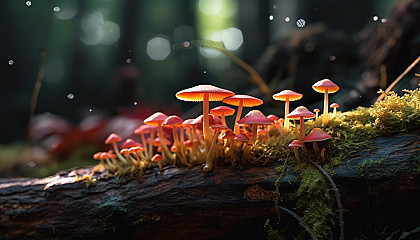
[1,132,419,240]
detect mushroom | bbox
[330,103,339,118]
[105,133,127,164]
[134,125,157,160]
[289,140,303,164]
[237,110,274,145]
[210,106,235,127]
[176,85,234,146]
[151,154,163,172]
[312,79,339,125]
[144,112,174,162]
[162,115,188,165]
[313,108,321,121]
[203,124,229,171]
[222,94,263,135]
[286,106,315,142]
[272,90,303,132]
[301,128,332,154]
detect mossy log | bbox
[0,132,419,240]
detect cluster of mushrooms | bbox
[93,79,340,175]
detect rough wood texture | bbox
[0,132,419,240]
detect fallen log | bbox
[0,132,419,240]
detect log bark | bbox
[0,132,419,240]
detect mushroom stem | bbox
[299,116,305,141]
[233,100,244,135]
[112,143,127,164]
[313,142,320,154]
[322,89,329,126]
[284,98,290,132]
[202,93,212,146]
[293,148,301,164]
[320,148,326,162]
[158,125,174,161]
[140,133,149,159]
[203,129,220,171]
[220,113,227,126]
[332,107,337,118]
[148,130,155,161]
[248,124,258,145]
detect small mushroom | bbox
[312,79,339,125]
[286,106,315,142]
[313,108,321,121]
[237,110,274,145]
[330,103,339,118]
[210,106,235,126]
[144,112,174,161]
[105,133,127,164]
[151,154,163,172]
[289,140,303,164]
[272,90,303,132]
[301,128,332,154]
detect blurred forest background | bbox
[2,0,418,177]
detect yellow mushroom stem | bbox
[157,125,174,162]
[202,93,212,148]
[293,147,302,164]
[322,89,329,126]
[203,129,221,171]
[284,97,290,132]
[233,100,244,135]
[111,142,128,164]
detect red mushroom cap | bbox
[211,124,229,132]
[312,79,339,93]
[176,84,234,102]
[129,146,145,152]
[181,119,195,127]
[162,115,184,126]
[301,128,332,142]
[134,125,157,135]
[121,139,142,149]
[151,154,163,162]
[272,90,303,101]
[144,112,169,126]
[234,133,250,142]
[210,106,235,116]
[289,140,303,148]
[286,106,316,119]
[267,114,280,121]
[220,130,236,139]
[222,94,263,107]
[105,133,122,144]
[313,108,321,113]
[330,103,339,108]
[237,110,274,125]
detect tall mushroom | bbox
[301,127,332,154]
[237,110,274,145]
[176,85,234,147]
[222,94,263,135]
[286,106,315,142]
[272,90,303,132]
[312,79,339,125]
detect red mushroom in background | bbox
[237,110,274,145]
[286,106,315,142]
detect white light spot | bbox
[273,5,277,9]
[373,15,378,21]
[26,1,31,6]
[27,161,36,168]
[381,18,387,23]
[285,17,290,22]
[199,0,222,15]
[269,15,274,21]
[126,58,132,64]
[147,37,171,61]
[329,55,336,61]
[89,109,93,112]
[8,60,14,65]
[203,70,207,74]
[222,28,243,51]
[67,93,74,100]
[296,19,306,28]
[133,101,138,106]
[53,6,60,12]
[183,41,190,47]
[80,12,120,46]
[128,50,131,52]
[54,1,78,20]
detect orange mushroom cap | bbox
[222,94,263,107]
[272,90,303,101]
[211,124,229,132]
[144,112,169,126]
[162,115,183,126]
[129,146,145,152]
[330,103,339,108]
[134,125,157,135]
[176,84,234,102]
[210,106,235,116]
[312,79,339,93]
[237,110,274,125]
[267,114,280,121]
[105,133,122,144]
[313,108,321,113]
[301,128,332,142]
[286,106,316,119]
[289,140,303,148]
[121,139,142,149]
[151,154,163,162]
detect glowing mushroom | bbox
[313,108,321,121]
[210,106,235,126]
[144,112,174,162]
[286,106,315,142]
[289,140,303,164]
[301,128,332,154]
[105,133,127,164]
[312,79,339,125]
[330,103,339,118]
[176,85,234,146]
[272,90,303,131]
[222,94,263,135]
[237,110,274,145]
